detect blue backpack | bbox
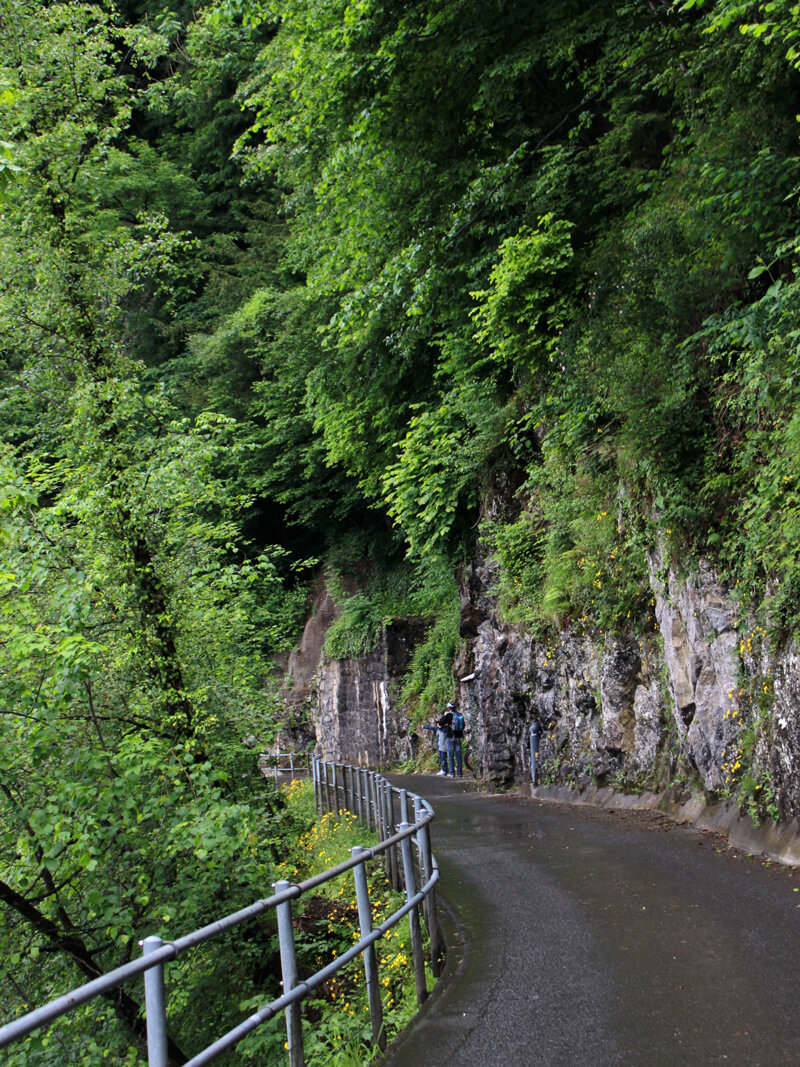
[452,711,465,738]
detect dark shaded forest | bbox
[2,0,800,1060]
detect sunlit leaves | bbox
[0,4,301,1056]
[472,214,575,373]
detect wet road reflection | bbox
[384,775,800,1067]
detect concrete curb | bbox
[517,781,800,868]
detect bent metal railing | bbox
[0,757,442,1067]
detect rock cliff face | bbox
[280,577,425,767]
[455,541,670,790]
[293,546,800,821]
[454,532,800,821]
[313,621,426,768]
[770,647,800,817]
[647,548,741,792]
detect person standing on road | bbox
[448,701,466,777]
[438,704,457,777]
[423,710,449,775]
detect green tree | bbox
[0,4,302,1060]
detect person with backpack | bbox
[447,701,466,778]
[425,702,466,777]
[436,704,455,777]
[435,701,464,778]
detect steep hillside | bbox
[254,0,800,822]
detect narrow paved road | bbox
[385,774,800,1067]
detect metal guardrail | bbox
[0,756,441,1067]
[259,750,310,783]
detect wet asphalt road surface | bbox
[383,774,800,1067]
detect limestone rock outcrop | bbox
[454,533,800,820]
[280,575,426,767]
[648,550,741,791]
[313,621,426,767]
[288,539,800,822]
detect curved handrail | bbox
[0,758,441,1067]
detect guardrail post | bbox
[412,795,424,890]
[397,789,409,889]
[413,799,442,978]
[324,762,333,813]
[398,823,427,1005]
[275,880,304,1067]
[142,936,168,1067]
[376,775,386,844]
[378,780,388,878]
[348,765,356,817]
[382,782,392,885]
[333,763,341,815]
[351,846,386,1051]
[362,770,370,829]
[385,784,399,890]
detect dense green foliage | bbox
[230,0,800,637]
[4,0,800,1057]
[0,2,301,1061]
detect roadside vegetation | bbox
[3,0,800,1054]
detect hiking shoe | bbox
[436,770,446,776]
